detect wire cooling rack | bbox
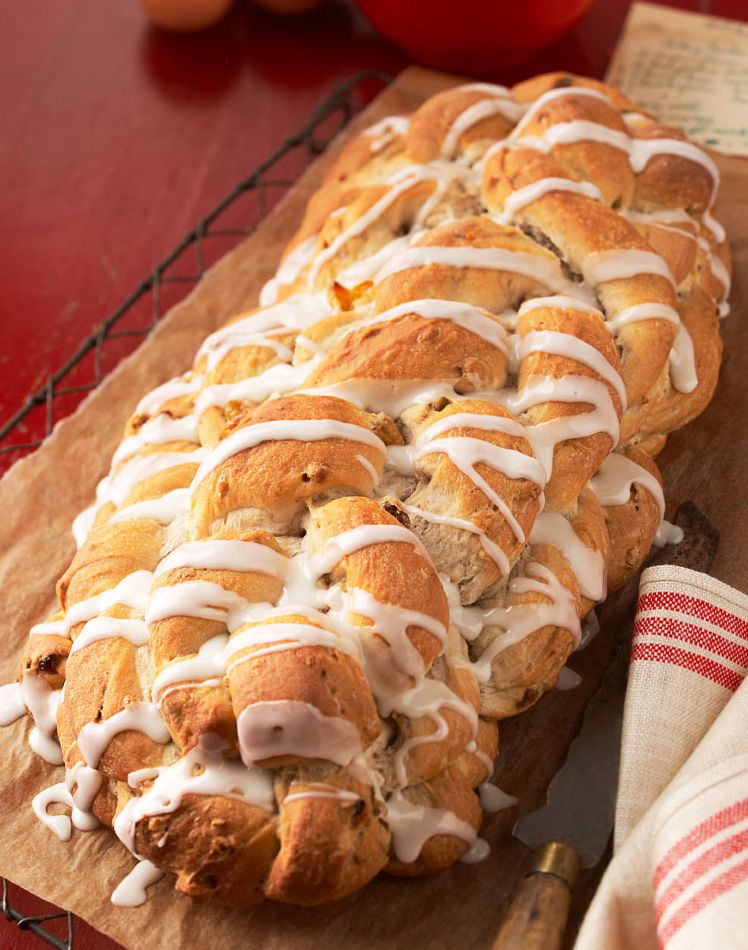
[0,69,391,476]
[0,69,391,948]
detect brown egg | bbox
[249,0,325,13]
[138,0,234,31]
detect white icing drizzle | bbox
[513,90,725,259]
[335,234,411,289]
[237,700,362,767]
[303,378,459,420]
[529,511,606,601]
[516,330,627,409]
[313,523,436,576]
[111,860,164,908]
[195,361,311,413]
[589,452,680,548]
[20,674,63,765]
[442,87,525,158]
[32,762,102,840]
[193,417,385,486]
[306,163,461,285]
[628,136,721,180]
[0,682,26,726]
[375,247,565,292]
[508,374,621,478]
[582,249,675,288]
[390,677,478,785]
[41,79,729,887]
[422,410,528,443]
[405,410,541,519]
[704,244,731,296]
[353,297,509,354]
[440,577,485,643]
[598,301,697,394]
[72,505,99,548]
[146,580,250,628]
[499,177,603,221]
[578,609,600,650]
[460,838,491,863]
[470,563,581,682]
[29,619,69,639]
[625,208,696,228]
[196,294,330,372]
[364,115,411,153]
[511,85,613,139]
[226,620,353,674]
[519,121,631,155]
[386,791,477,863]
[325,585,446,713]
[155,539,288,578]
[69,617,149,655]
[669,323,699,394]
[355,453,380,483]
[259,236,318,306]
[479,782,518,812]
[77,702,170,769]
[64,570,153,634]
[605,302,680,332]
[114,741,274,862]
[518,295,604,319]
[135,374,203,417]
[108,488,191,528]
[94,447,206,516]
[416,436,545,545]
[112,414,200,467]
[283,783,362,805]
[653,520,685,549]
[152,634,228,703]
[589,452,664,519]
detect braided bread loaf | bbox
[7,72,730,908]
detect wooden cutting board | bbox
[0,66,745,950]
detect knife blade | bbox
[493,502,719,950]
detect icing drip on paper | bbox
[0,682,25,727]
[478,783,518,812]
[33,762,102,840]
[111,861,164,908]
[21,674,63,765]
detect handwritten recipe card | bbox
[606,2,748,156]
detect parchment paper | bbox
[0,67,746,950]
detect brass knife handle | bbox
[492,841,581,950]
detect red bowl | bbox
[354,0,596,71]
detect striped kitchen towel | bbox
[576,565,748,950]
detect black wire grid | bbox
[0,69,391,948]
[0,69,391,475]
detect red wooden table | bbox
[1,0,745,946]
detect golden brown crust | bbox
[227,615,381,769]
[385,766,482,876]
[305,308,508,394]
[405,399,543,600]
[130,790,278,907]
[405,87,515,164]
[375,216,562,315]
[191,394,385,537]
[265,772,389,904]
[14,72,728,908]
[602,447,663,593]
